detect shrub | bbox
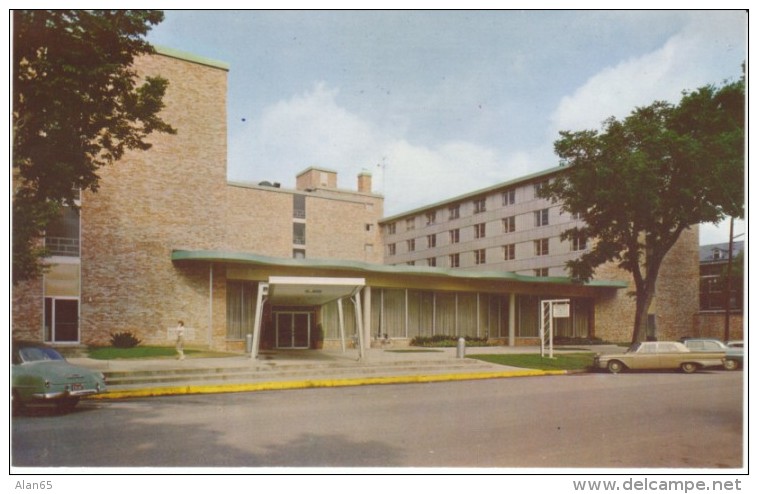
[410,335,492,347]
[110,331,142,349]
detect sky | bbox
[145,10,747,246]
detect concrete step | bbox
[103,359,498,388]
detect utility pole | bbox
[724,217,734,342]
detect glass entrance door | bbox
[275,312,311,349]
[44,297,79,343]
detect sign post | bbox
[540,299,570,358]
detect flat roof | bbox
[380,165,564,223]
[154,45,230,71]
[171,249,627,289]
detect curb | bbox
[88,369,567,400]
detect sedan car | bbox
[12,342,106,413]
[594,341,726,374]
[682,338,743,370]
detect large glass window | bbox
[226,281,257,340]
[46,206,80,256]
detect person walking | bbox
[176,320,185,360]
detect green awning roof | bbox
[171,249,627,289]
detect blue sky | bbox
[146,10,746,245]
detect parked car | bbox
[12,341,106,413]
[594,341,726,374]
[682,338,742,371]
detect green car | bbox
[12,342,106,414]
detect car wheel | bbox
[12,390,24,416]
[607,360,624,374]
[724,359,739,371]
[55,397,80,413]
[680,362,698,374]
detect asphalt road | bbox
[12,370,743,469]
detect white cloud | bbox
[549,13,745,135]
[228,82,536,216]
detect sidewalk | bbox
[70,345,618,400]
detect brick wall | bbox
[78,52,229,346]
[593,226,700,343]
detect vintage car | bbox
[682,338,743,371]
[594,341,726,374]
[12,341,106,413]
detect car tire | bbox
[680,362,698,374]
[607,360,624,374]
[12,390,24,416]
[55,397,80,413]
[724,359,739,371]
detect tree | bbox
[12,10,176,283]
[541,77,744,343]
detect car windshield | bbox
[18,346,65,363]
[626,343,641,353]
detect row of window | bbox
[390,239,575,262]
[387,227,586,256]
[402,251,553,277]
[386,181,553,235]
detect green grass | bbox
[384,349,445,353]
[87,346,235,360]
[469,352,595,371]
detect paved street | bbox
[12,371,743,469]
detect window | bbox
[474,248,486,265]
[450,229,460,244]
[427,257,437,267]
[502,189,516,206]
[534,268,549,277]
[535,208,549,227]
[407,261,415,266]
[406,218,415,231]
[449,205,460,220]
[365,223,373,232]
[44,298,79,342]
[474,223,486,239]
[449,253,460,268]
[425,211,436,225]
[407,239,416,252]
[571,236,587,251]
[502,216,516,233]
[571,212,582,221]
[503,244,515,260]
[427,234,437,249]
[387,222,396,235]
[533,179,549,197]
[388,243,396,256]
[45,206,80,257]
[534,238,549,256]
[293,223,306,245]
[293,194,306,219]
[474,198,487,214]
[293,249,306,259]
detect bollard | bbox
[456,336,466,358]
[245,333,253,354]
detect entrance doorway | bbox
[275,312,312,349]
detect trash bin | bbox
[245,334,253,354]
[456,337,466,358]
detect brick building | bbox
[12,47,701,352]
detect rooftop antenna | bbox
[377,156,387,194]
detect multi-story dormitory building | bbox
[12,47,700,353]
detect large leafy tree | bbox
[13,10,176,283]
[541,77,744,343]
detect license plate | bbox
[71,383,83,391]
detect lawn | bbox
[87,346,235,360]
[468,352,595,371]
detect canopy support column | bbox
[250,282,268,360]
[337,297,346,353]
[352,289,365,361]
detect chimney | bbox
[357,171,372,193]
